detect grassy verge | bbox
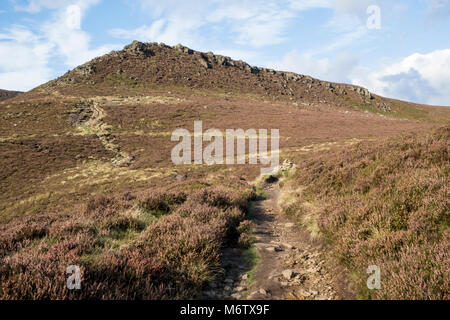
[242,246,260,286]
[240,201,261,287]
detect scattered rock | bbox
[282,269,294,280]
[282,243,295,250]
[352,86,373,100]
[376,102,393,112]
[174,174,186,181]
[285,223,295,228]
[198,55,212,69]
[300,290,311,297]
[259,288,268,296]
[73,63,96,77]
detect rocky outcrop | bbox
[123,40,155,57]
[376,101,393,112]
[352,86,373,100]
[73,63,96,77]
[198,53,212,69]
[48,40,387,114]
[173,43,193,54]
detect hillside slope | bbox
[280,126,449,299]
[0,41,449,300]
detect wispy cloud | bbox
[351,49,450,105]
[0,25,52,90]
[109,0,335,49]
[13,0,100,13]
[0,0,118,91]
[425,0,450,23]
[270,50,359,83]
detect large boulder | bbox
[124,41,155,57]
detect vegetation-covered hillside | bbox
[280,126,449,299]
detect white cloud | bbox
[351,49,450,106]
[426,0,450,22]
[110,20,166,42]
[13,0,100,13]
[321,25,368,53]
[0,26,53,91]
[288,0,332,11]
[206,1,296,48]
[41,2,117,67]
[110,0,338,49]
[271,48,450,106]
[333,0,374,15]
[0,0,118,91]
[270,50,359,83]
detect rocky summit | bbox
[40,41,394,113]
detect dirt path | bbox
[70,99,134,166]
[202,178,347,300]
[245,179,341,300]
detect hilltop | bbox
[36,41,449,123]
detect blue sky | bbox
[0,0,449,105]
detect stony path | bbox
[71,99,134,166]
[203,179,342,300]
[202,247,252,300]
[246,181,339,300]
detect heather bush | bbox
[138,190,187,215]
[0,185,251,299]
[288,126,449,299]
[237,220,254,249]
[0,215,54,256]
[189,187,248,212]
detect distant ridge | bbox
[0,89,22,101]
